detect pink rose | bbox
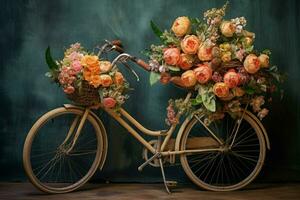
[181,35,200,54]
[163,48,180,66]
[63,85,75,94]
[223,70,240,88]
[193,63,212,84]
[71,60,82,73]
[102,97,116,108]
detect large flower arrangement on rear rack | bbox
[145,2,284,125]
[45,43,130,110]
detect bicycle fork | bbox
[59,108,90,154]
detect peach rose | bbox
[100,74,113,87]
[193,64,212,84]
[114,71,124,85]
[102,97,116,108]
[244,54,260,74]
[181,35,200,54]
[198,44,213,61]
[178,53,195,70]
[220,21,236,37]
[223,70,240,88]
[232,87,245,97]
[243,36,254,46]
[89,75,102,88]
[171,16,191,37]
[160,72,171,84]
[213,82,230,98]
[163,48,180,65]
[258,54,269,68]
[81,55,100,68]
[99,61,112,73]
[181,70,197,87]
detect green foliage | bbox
[168,66,181,72]
[198,84,216,112]
[149,72,161,85]
[45,46,58,70]
[150,20,163,41]
[161,31,181,46]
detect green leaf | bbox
[149,72,161,86]
[190,95,203,106]
[199,85,216,112]
[262,49,271,56]
[150,20,163,40]
[45,46,59,70]
[245,45,254,53]
[168,66,181,71]
[243,86,256,95]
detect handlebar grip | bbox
[114,45,124,53]
[111,40,123,47]
[135,59,151,71]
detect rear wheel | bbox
[23,107,104,193]
[180,111,266,191]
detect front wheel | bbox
[180,111,266,191]
[23,107,105,193]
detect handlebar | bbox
[104,40,186,88]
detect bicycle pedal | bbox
[165,180,177,187]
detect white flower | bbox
[236,25,243,33]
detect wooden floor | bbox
[0,183,300,200]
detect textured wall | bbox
[0,0,299,182]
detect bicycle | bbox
[23,40,270,194]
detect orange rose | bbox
[198,44,213,61]
[193,64,212,84]
[100,74,113,87]
[213,82,230,98]
[99,61,112,73]
[114,71,124,85]
[181,35,200,54]
[89,75,102,88]
[83,68,93,82]
[163,48,180,65]
[81,55,100,68]
[178,53,195,70]
[258,54,269,68]
[171,16,191,37]
[223,70,240,88]
[220,21,236,37]
[244,54,260,74]
[181,70,197,87]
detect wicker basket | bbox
[66,81,100,106]
[221,60,243,69]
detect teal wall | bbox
[0,0,300,182]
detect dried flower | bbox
[257,108,269,120]
[250,96,265,112]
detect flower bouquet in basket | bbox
[145,2,284,125]
[45,43,130,110]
